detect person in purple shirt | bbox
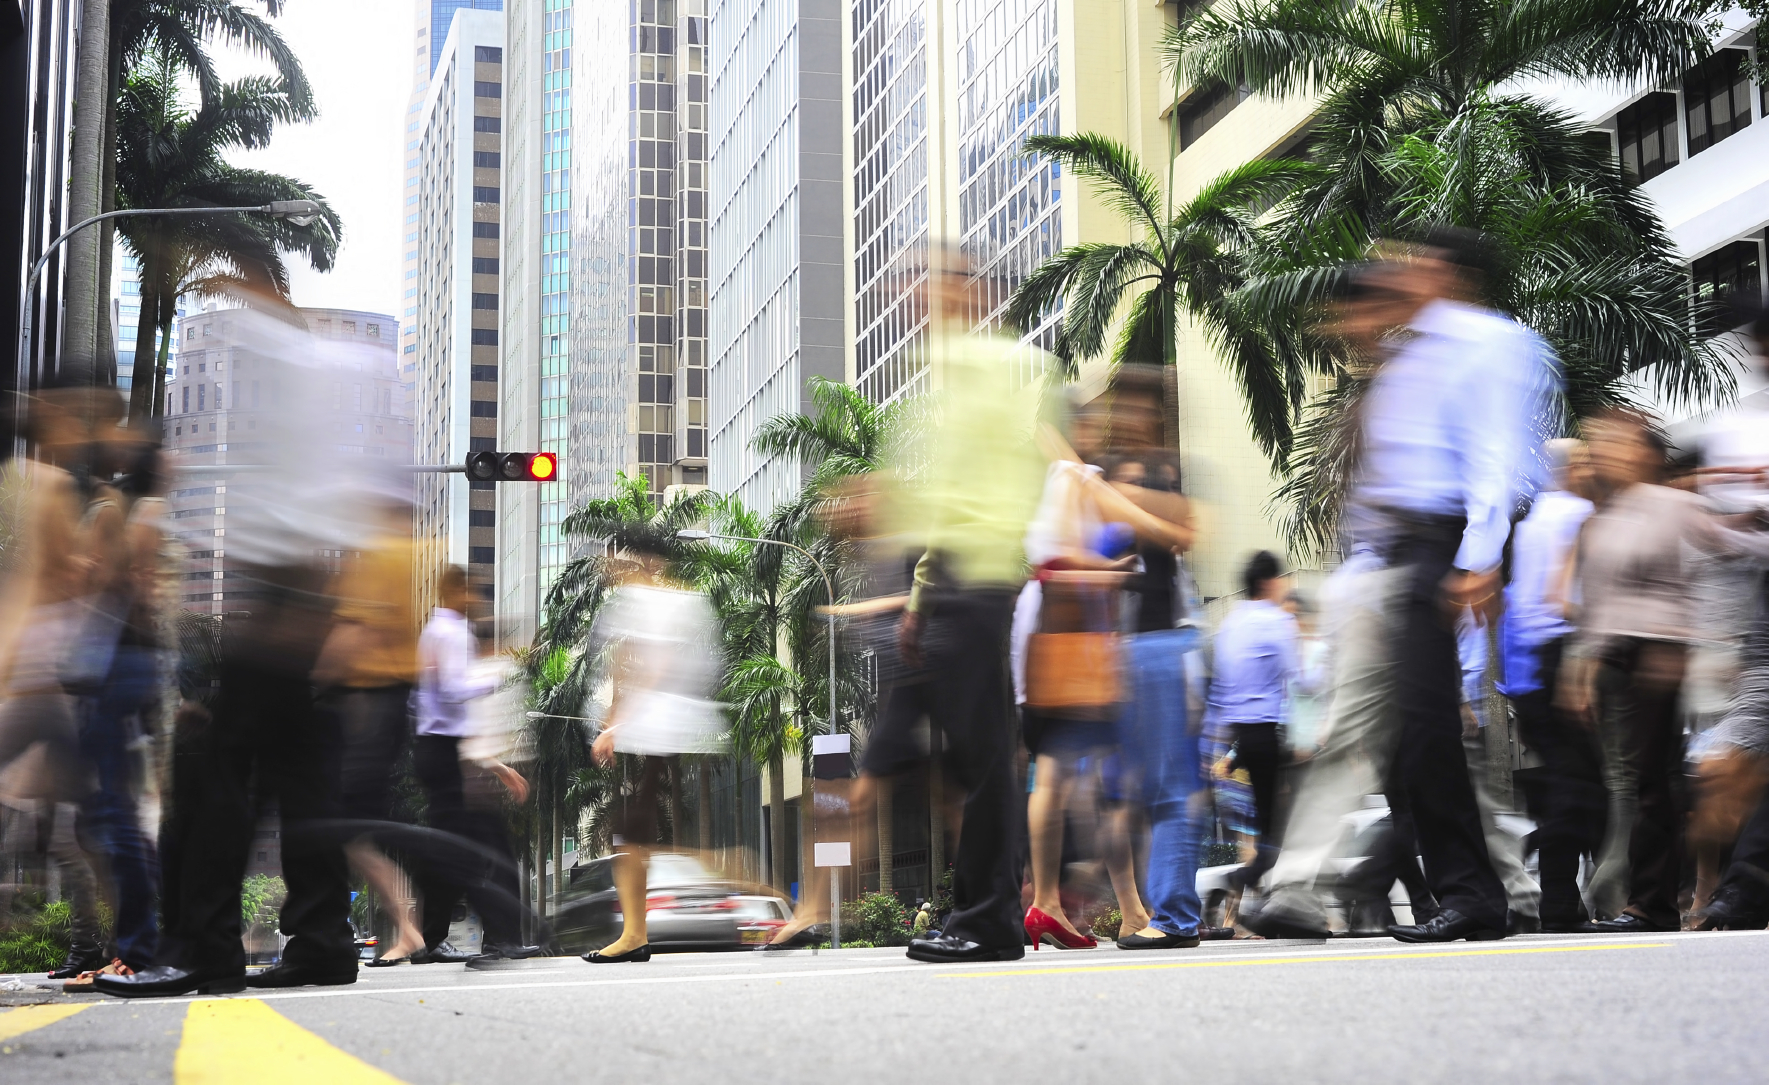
[1209,551,1300,890]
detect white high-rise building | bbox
[705,0,848,511]
[411,10,505,617]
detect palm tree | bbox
[114,51,340,420]
[94,0,316,384]
[1160,0,1733,550]
[1004,135,1322,458]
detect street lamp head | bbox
[525,711,545,719]
[676,529,711,540]
[260,200,324,226]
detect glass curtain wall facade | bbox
[572,0,710,505]
[708,0,846,509]
[953,0,1061,358]
[852,0,931,405]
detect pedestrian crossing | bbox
[0,998,407,1082]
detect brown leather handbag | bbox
[1024,631,1121,709]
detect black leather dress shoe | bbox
[410,940,475,964]
[1696,885,1769,931]
[94,964,246,999]
[247,961,358,988]
[1388,908,1505,943]
[904,934,1025,963]
[1115,929,1200,950]
[1581,912,1673,934]
[1506,910,1542,935]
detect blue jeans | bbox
[79,647,161,968]
[1121,629,1202,936]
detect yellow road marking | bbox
[950,940,1674,978]
[174,999,408,1085]
[0,1003,93,1043]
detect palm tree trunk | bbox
[767,751,787,892]
[667,761,682,846]
[62,0,111,363]
[128,288,159,416]
[551,795,563,916]
[876,775,894,895]
[696,760,712,853]
[151,303,175,417]
[928,760,945,887]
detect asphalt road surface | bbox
[4,929,1766,1083]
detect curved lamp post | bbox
[17,200,325,380]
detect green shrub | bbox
[1090,906,1121,939]
[838,892,913,947]
[0,899,73,974]
[241,874,288,932]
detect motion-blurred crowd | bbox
[5,231,1769,992]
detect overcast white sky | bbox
[216,0,411,322]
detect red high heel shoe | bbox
[1024,906,1097,950]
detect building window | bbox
[469,546,496,565]
[473,151,501,168]
[471,364,498,382]
[471,293,498,310]
[470,401,497,417]
[472,186,500,203]
[1178,82,1250,150]
[472,257,499,274]
[1616,92,1680,182]
[472,221,500,238]
[366,323,380,337]
[470,329,498,346]
[473,81,501,99]
[1692,239,1764,335]
[1684,49,1754,157]
[474,116,501,133]
[469,509,495,527]
[474,46,503,63]
[197,385,205,411]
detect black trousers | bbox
[1597,639,1688,927]
[914,590,1022,950]
[332,684,413,825]
[157,662,355,973]
[412,735,523,948]
[1231,722,1283,883]
[1386,522,1508,930]
[1718,783,1769,911]
[1512,637,1607,925]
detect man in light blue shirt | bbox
[1248,229,1557,945]
[1209,551,1300,889]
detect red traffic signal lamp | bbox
[465,451,558,483]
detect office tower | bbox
[163,305,409,615]
[494,0,571,647]
[705,0,845,510]
[412,10,505,617]
[572,0,712,510]
[404,2,505,461]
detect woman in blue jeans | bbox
[1117,625,1205,948]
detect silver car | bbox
[553,852,792,954]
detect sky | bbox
[215,0,411,322]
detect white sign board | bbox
[813,841,852,868]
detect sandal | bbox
[62,959,133,992]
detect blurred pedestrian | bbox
[584,554,725,964]
[892,252,1053,964]
[1499,438,1600,931]
[410,565,539,966]
[313,492,424,965]
[1208,551,1300,895]
[1560,408,1769,933]
[100,297,371,998]
[1249,231,1556,944]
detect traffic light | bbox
[465,451,558,483]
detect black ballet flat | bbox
[365,956,410,967]
[583,944,652,963]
